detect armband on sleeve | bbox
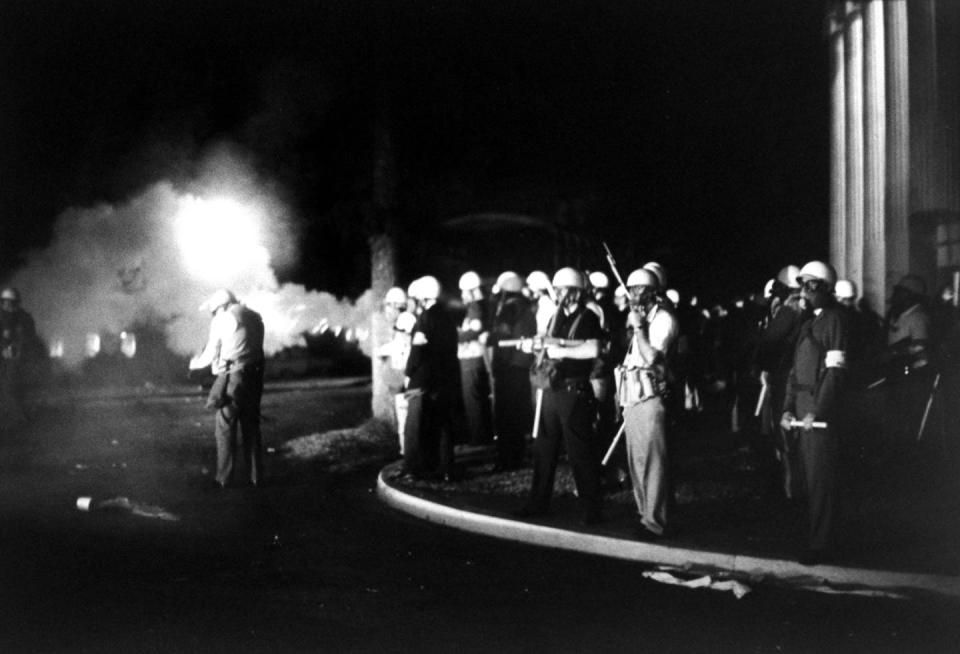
[824,350,846,369]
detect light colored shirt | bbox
[189,304,264,374]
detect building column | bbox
[829,2,847,276]
[862,0,886,312]
[885,0,909,298]
[844,2,865,293]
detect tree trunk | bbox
[368,120,399,426]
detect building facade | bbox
[829,1,959,310]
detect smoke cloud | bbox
[9,149,375,368]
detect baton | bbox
[788,420,827,429]
[917,372,941,441]
[532,388,543,439]
[601,421,627,466]
[754,381,768,417]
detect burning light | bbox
[175,196,270,283]
[85,333,101,358]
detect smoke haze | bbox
[9,150,375,368]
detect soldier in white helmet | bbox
[525,270,556,336]
[376,286,414,453]
[0,286,42,430]
[489,271,537,470]
[457,271,493,446]
[780,261,849,564]
[189,289,266,488]
[617,268,679,540]
[516,267,605,525]
[403,276,460,481]
[755,265,807,498]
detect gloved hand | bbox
[801,412,817,431]
[780,411,796,431]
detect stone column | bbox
[844,2,865,292]
[862,0,886,311]
[885,0,910,296]
[828,2,847,276]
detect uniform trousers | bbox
[623,397,669,535]
[459,356,493,445]
[493,365,532,468]
[792,389,839,552]
[403,389,455,478]
[527,386,601,516]
[213,363,264,486]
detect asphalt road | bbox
[0,381,957,653]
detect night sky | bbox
[0,0,830,302]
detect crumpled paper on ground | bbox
[97,496,180,521]
[642,570,752,599]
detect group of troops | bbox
[378,258,956,564]
[377,261,699,544]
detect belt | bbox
[557,378,592,393]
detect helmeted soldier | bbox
[617,268,679,540]
[516,267,605,525]
[488,271,537,470]
[457,271,493,446]
[0,287,42,429]
[403,276,460,480]
[756,264,806,497]
[780,261,849,564]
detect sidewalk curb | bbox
[377,471,960,600]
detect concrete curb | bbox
[377,471,960,600]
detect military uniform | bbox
[404,302,460,479]
[524,305,604,520]
[783,306,848,553]
[620,302,679,536]
[0,306,41,429]
[490,293,536,469]
[458,300,493,445]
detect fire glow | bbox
[175,196,270,283]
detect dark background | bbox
[0,0,830,302]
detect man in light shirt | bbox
[190,289,265,488]
[618,268,679,541]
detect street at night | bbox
[0,381,957,653]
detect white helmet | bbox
[0,287,20,302]
[406,278,422,299]
[199,288,237,312]
[834,279,857,300]
[495,271,523,294]
[384,286,407,305]
[763,278,776,299]
[665,288,680,305]
[526,270,552,292]
[777,265,801,289]
[797,260,837,289]
[588,271,610,290]
[614,285,628,298]
[552,267,586,289]
[626,268,658,289]
[416,275,441,300]
[458,271,481,292]
[643,262,666,289]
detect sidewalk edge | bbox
[377,470,960,600]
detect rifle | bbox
[497,337,586,350]
[602,241,629,294]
